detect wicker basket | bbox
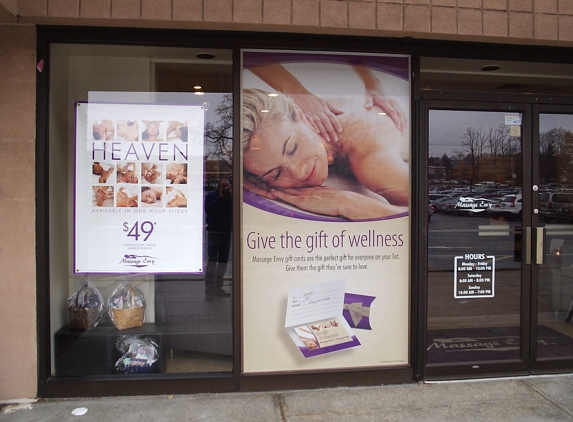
[67,305,101,330]
[109,288,145,330]
[67,287,102,330]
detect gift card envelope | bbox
[343,292,376,330]
[285,279,360,358]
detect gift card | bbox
[285,279,360,358]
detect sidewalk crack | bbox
[521,380,573,420]
[275,393,288,422]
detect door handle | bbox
[524,227,545,265]
[534,227,545,265]
[524,227,531,264]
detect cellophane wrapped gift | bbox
[108,283,146,330]
[115,336,159,374]
[67,281,104,330]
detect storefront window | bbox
[48,44,233,377]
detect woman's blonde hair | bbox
[242,88,298,151]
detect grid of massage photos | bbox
[90,119,189,210]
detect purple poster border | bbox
[244,189,408,222]
[243,51,409,81]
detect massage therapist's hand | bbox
[171,173,187,184]
[168,196,187,207]
[270,186,408,220]
[353,66,406,135]
[290,94,344,143]
[248,64,343,143]
[364,88,407,135]
[167,121,185,136]
[95,188,110,206]
[116,187,138,208]
[142,168,160,184]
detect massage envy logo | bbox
[427,336,515,352]
[455,197,494,213]
[119,254,158,268]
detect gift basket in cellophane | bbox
[67,280,104,330]
[108,283,146,330]
[115,335,159,374]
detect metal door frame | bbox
[418,94,540,381]
[530,103,573,375]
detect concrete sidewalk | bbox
[1,374,573,421]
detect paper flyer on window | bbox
[74,102,205,273]
[241,50,411,372]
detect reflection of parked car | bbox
[557,204,573,223]
[432,196,453,213]
[429,193,449,202]
[434,196,462,214]
[476,193,503,200]
[539,192,573,221]
[428,199,434,221]
[484,197,503,215]
[490,194,522,220]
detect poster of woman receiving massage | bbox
[241,50,411,372]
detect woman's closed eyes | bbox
[244,114,329,189]
[265,137,298,182]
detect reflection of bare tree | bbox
[205,94,233,169]
[432,125,573,188]
[461,127,487,185]
[452,160,471,181]
[431,124,522,187]
[487,125,510,158]
[539,127,573,185]
[540,127,573,156]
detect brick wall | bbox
[6,0,573,44]
[0,25,37,401]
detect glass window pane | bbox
[49,44,233,377]
[537,113,573,362]
[427,109,523,365]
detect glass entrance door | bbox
[534,107,573,372]
[423,101,573,379]
[425,102,531,378]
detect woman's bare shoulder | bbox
[340,108,402,151]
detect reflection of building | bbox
[204,159,232,189]
[429,166,445,181]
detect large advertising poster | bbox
[241,51,411,372]
[74,102,205,273]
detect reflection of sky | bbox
[539,113,573,133]
[430,110,511,157]
[430,110,573,157]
